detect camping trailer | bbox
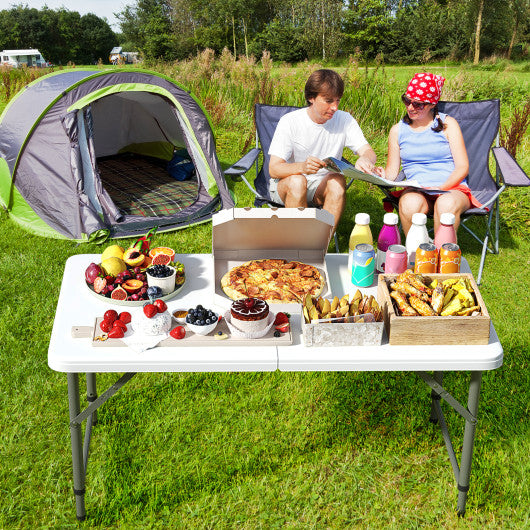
[0,69,234,242]
[0,49,49,68]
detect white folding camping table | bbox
[48,254,503,521]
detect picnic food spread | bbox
[230,298,270,333]
[221,259,325,303]
[388,269,481,317]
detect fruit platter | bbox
[84,239,185,306]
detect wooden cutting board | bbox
[71,317,292,347]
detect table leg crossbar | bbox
[417,370,483,515]
[68,372,136,521]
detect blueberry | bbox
[274,331,281,338]
[205,318,211,325]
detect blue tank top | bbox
[399,113,467,188]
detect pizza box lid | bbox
[212,207,334,254]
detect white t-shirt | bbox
[268,108,369,178]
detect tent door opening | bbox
[84,91,206,222]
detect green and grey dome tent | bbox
[0,68,234,242]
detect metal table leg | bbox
[86,373,98,425]
[457,371,483,516]
[67,373,86,521]
[430,371,443,423]
[65,372,136,520]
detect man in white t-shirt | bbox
[268,69,377,233]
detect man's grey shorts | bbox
[268,176,321,205]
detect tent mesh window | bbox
[97,153,199,217]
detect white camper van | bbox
[0,49,50,68]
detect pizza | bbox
[221,259,325,303]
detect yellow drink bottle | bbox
[348,213,373,277]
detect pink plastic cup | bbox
[384,244,408,274]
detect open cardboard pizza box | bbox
[212,207,334,312]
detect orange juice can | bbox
[439,243,461,273]
[414,243,438,274]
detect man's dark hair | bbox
[305,69,344,105]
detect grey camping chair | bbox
[224,103,358,252]
[380,99,529,284]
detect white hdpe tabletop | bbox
[49,254,503,374]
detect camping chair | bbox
[224,103,358,252]
[380,99,530,284]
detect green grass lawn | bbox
[0,62,529,528]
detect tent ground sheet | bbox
[98,154,199,217]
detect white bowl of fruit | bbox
[185,305,219,336]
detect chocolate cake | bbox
[230,298,269,333]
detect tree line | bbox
[119,0,529,63]
[0,5,116,65]
[1,1,528,66]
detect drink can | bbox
[414,243,438,274]
[439,243,461,273]
[385,244,408,274]
[351,243,375,287]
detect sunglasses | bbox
[401,94,427,110]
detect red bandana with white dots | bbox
[405,73,446,104]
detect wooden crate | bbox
[377,273,490,345]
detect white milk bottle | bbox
[405,212,430,268]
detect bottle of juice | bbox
[376,212,401,273]
[348,213,372,277]
[434,212,457,249]
[405,212,430,268]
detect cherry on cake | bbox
[230,298,269,333]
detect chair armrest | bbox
[224,148,261,177]
[492,147,530,187]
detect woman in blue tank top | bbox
[376,73,478,236]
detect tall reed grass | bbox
[145,53,529,161]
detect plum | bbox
[85,263,102,284]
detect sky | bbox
[0,1,133,30]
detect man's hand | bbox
[302,156,326,175]
[355,155,376,174]
[372,166,386,178]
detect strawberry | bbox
[275,322,290,333]
[273,312,289,326]
[104,309,118,323]
[108,327,124,339]
[99,319,113,333]
[118,311,131,324]
[170,326,186,340]
[112,319,127,331]
[153,299,167,314]
[143,303,157,319]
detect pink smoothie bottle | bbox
[434,212,457,249]
[376,212,401,273]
